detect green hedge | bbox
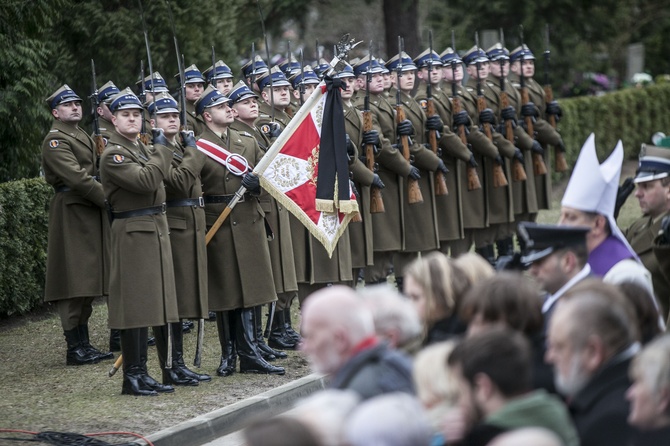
[560,83,670,164]
[0,178,51,316]
[2,84,670,316]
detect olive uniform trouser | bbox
[57,296,95,331]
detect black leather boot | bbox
[475,245,497,266]
[254,306,286,360]
[236,309,285,375]
[268,309,297,350]
[140,327,174,393]
[79,325,113,361]
[495,237,514,258]
[120,328,157,396]
[283,307,301,343]
[154,324,197,387]
[216,311,237,377]
[109,329,121,352]
[171,321,210,382]
[64,328,99,365]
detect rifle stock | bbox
[362,110,385,213]
[520,87,547,176]
[499,90,527,182]
[451,86,481,191]
[544,84,568,172]
[476,95,508,188]
[425,97,448,196]
[397,104,423,204]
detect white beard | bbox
[555,352,591,397]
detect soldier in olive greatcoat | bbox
[100,89,179,396]
[42,84,112,366]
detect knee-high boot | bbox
[79,324,113,361]
[109,329,122,352]
[216,311,237,376]
[236,308,285,375]
[142,326,174,393]
[254,305,286,360]
[172,321,211,382]
[283,307,301,342]
[154,324,198,386]
[268,307,297,350]
[120,328,157,396]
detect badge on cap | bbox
[113,154,125,163]
[49,140,59,148]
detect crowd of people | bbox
[39,28,670,444]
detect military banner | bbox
[258,80,359,257]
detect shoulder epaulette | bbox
[49,129,59,133]
[466,87,474,92]
[239,131,253,138]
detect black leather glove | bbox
[345,134,356,159]
[241,172,261,195]
[614,177,635,219]
[372,174,385,189]
[180,130,196,149]
[426,115,443,131]
[659,215,670,246]
[350,179,359,200]
[501,106,516,121]
[397,119,414,136]
[495,155,504,165]
[478,108,495,125]
[468,154,478,168]
[513,148,524,163]
[408,166,421,180]
[263,122,282,139]
[453,110,469,127]
[151,128,168,147]
[436,159,449,174]
[521,103,538,118]
[362,129,380,147]
[531,140,544,155]
[557,140,567,153]
[546,101,562,120]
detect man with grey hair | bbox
[300,286,414,399]
[289,390,361,446]
[344,393,433,446]
[545,281,639,446]
[358,284,423,353]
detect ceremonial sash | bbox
[196,138,251,176]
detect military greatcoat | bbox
[355,91,412,252]
[185,102,207,137]
[199,126,276,311]
[100,133,179,329]
[163,139,209,319]
[625,211,670,316]
[42,119,107,302]
[344,101,375,269]
[395,88,440,252]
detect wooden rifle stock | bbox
[452,95,481,191]
[397,104,423,204]
[520,88,547,176]
[544,84,567,172]
[94,135,105,157]
[363,110,385,213]
[499,91,526,182]
[476,96,508,188]
[426,97,448,196]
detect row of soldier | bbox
[40,38,567,396]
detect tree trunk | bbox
[382,0,420,59]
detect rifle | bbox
[519,26,547,176]
[138,60,149,144]
[364,42,384,213]
[543,24,568,172]
[426,30,448,196]
[498,30,526,182]
[451,31,481,191]
[298,49,306,105]
[90,59,105,157]
[257,0,276,125]
[474,32,507,188]
[211,45,217,88]
[396,36,423,204]
[139,0,158,129]
[165,0,188,131]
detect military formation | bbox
[41,36,570,396]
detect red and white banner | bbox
[258,84,359,257]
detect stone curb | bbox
[139,373,327,446]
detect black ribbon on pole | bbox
[315,76,351,212]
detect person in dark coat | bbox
[545,281,640,446]
[300,286,414,400]
[627,333,670,445]
[42,84,111,366]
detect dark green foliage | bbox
[560,84,670,164]
[0,178,51,316]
